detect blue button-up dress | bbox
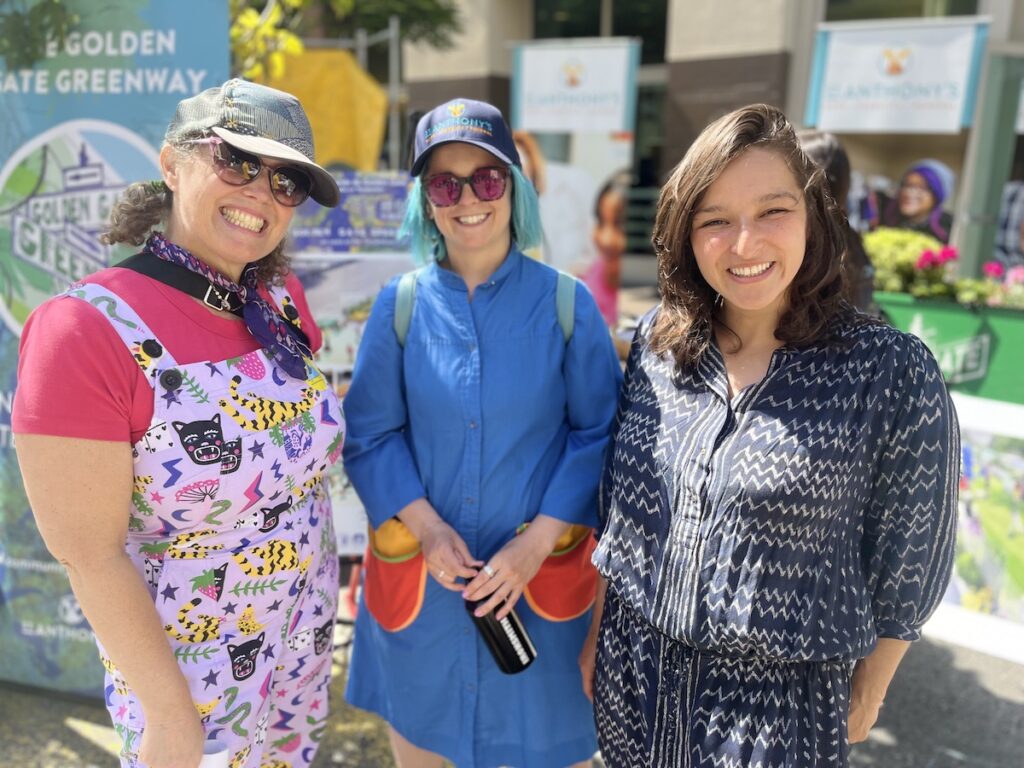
[592,308,960,767]
[343,249,622,767]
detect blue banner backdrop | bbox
[0,0,228,695]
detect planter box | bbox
[874,291,1024,406]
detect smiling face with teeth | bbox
[690,147,807,323]
[425,143,513,266]
[159,142,295,282]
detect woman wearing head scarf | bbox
[879,158,956,243]
[580,104,959,767]
[342,97,622,767]
[14,80,344,768]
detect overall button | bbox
[141,339,163,358]
[159,369,182,390]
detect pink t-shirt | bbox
[12,268,321,444]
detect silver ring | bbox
[482,564,495,578]
[437,570,446,580]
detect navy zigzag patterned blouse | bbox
[594,309,960,663]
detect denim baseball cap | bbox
[165,79,340,207]
[410,98,521,176]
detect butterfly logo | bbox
[881,48,911,76]
[562,61,585,88]
[448,102,466,118]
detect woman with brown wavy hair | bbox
[14,80,344,768]
[579,103,960,767]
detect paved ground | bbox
[2,631,1022,767]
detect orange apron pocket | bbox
[522,524,598,622]
[363,518,426,632]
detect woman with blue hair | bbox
[341,97,622,767]
[880,158,956,243]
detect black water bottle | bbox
[464,598,538,674]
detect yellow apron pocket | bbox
[363,518,426,632]
[522,524,598,622]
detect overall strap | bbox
[62,283,181,387]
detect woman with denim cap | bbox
[580,104,959,767]
[14,80,344,768]
[342,97,622,767]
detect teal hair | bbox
[510,165,543,252]
[398,165,544,265]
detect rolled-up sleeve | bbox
[537,283,623,527]
[864,336,960,641]
[341,280,427,529]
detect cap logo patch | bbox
[447,102,466,118]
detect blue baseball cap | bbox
[410,98,521,176]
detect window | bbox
[534,0,600,39]
[613,0,667,64]
[534,0,668,63]
[825,0,979,21]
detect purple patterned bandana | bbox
[145,233,310,379]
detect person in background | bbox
[994,177,1024,269]
[798,129,874,311]
[13,79,344,768]
[342,97,622,768]
[514,129,548,198]
[582,171,632,327]
[878,158,955,243]
[581,103,959,767]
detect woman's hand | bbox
[579,628,599,702]
[847,692,883,743]
[463,517,568,620]
[580,576,607,702]
[397,498,481,591]
[419,518,482,591]
[136,708,205,768]
[847,638,909,744]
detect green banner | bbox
[875,291,1024,406]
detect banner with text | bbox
[511,39,639,327]
[0,0,228,694]
[805,17,989,133]
[289,171,413,557]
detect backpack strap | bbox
[394,269,420,348]
[556,270,575,344]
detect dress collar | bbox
[431,247,522,292]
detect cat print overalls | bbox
[66,282,345,768]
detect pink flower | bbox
[983,261,1006,279]
[1006,265,1024,286]
[939,246,959,264]
[916,249,939,269]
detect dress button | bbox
[141,339,163,358]
[469,421,478,429]
[465,497,475,505]
[159,369,182,390]
[466,683,476,692]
